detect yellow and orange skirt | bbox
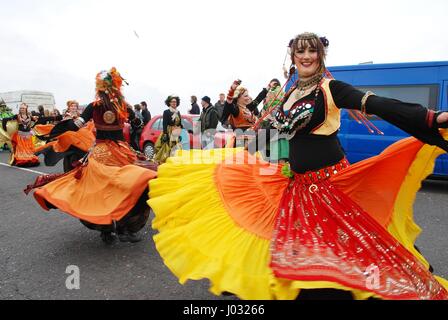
[148,130,448,300]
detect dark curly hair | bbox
[165,95,180,107]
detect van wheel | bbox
[143,142,155,159]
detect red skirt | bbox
[270,158,447,300]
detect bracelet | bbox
[427,110,436,128]
[361,91,375,115]
[227,90,235,103]
[74,117,85,128]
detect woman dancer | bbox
[26,68,157,244]
[147,33,448,300]
[2,103,40,167]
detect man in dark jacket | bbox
[140,101,151,125]
[199,96,219,149]
[214,93,229,127]
[189,96,201,115]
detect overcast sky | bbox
[1,0,447,114]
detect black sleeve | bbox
[34,116,46,125]
[34,115,63,125]
[80,104,94,122]
[330,80,448,152]
[222,101,239,123]
[56,103,94,133]
[247,88,268,114]
[127,107,135,122]
[162,110,171,134]
[2,115,17,131]
[142,110,151,124]
[49,119,79,137]
[179,111,183,129]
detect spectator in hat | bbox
[200,96,219,149]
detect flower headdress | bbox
[94,67,129,120]
[233,85,248,100]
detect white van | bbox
[0,90,55,114]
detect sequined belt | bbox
[94,123,124,131]
[17,131,33,137]
[294,158,350,185]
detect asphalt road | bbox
[0,150,447,300]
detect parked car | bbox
[137,114,231,158]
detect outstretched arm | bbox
[330,80,448,152]
[247,88,268,114]
[221,80,242,123]
[2,115,17,131]
[49,104,94,137]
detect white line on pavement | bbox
[0,162,46,175]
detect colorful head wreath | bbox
[95,67,129,120]
[296,32,330,48]
[233,85,247,100]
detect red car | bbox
[124,114,230,158]
[140,114,199,158]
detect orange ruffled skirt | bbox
[34,121,95,154]
[148,131,448,300]
[10,131,40,167]
[34,140,156,225]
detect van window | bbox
[356,84,439,111]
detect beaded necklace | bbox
[294,74,323,100]
[274,77,324,136]
[18,112,32,129]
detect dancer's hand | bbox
[230,79,241,91]
[227,80,241,103]
[436,112,448,128]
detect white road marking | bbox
[0,162,46,175]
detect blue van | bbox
[286,61,448,177]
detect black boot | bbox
[118,232,142,243]
[100,231,117,245]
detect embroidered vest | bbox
[229,105,256,130]
[311,79,340,135]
